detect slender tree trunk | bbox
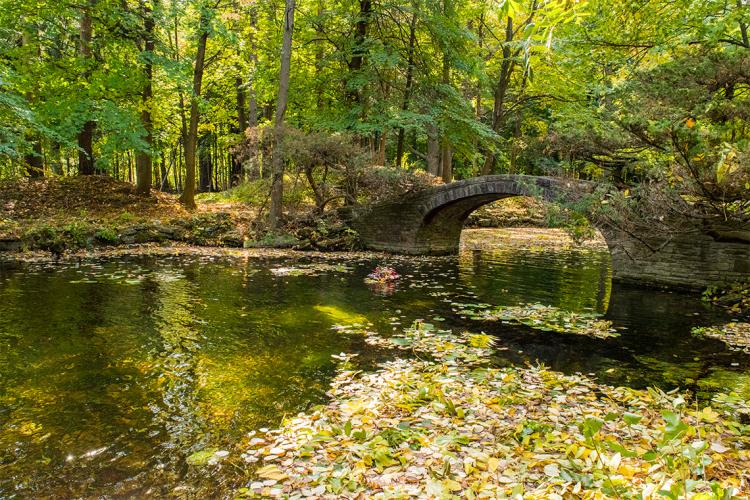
[24,140,44,177]
[231,75,248,186]
[439,2,453,182]
[160,151,171,191]
[136,0,155,194]
[199,133,212,192]
[50,142,63,175]
[174,145,181,191]
[247,6,259,127]
[374,132,386,165]
[395,10,418,167]
[236,77,248,133]
[347,0,372,106]
[78,0,96,175]
[313,1,325,109]
[268,0,296,229]
[426,123,440,176]
[179,10,209,209]
[19,30,44,177]
[441,142,453,182]
[738,0,749,47]
[172,8,189,152]
[481,18,515,176]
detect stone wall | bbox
[604,230,750,290]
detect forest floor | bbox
[0,177,260,250]
[0,176,254,247]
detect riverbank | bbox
[0,228,604,266]
[0,177,358,254]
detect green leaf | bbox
[623,412,643,426]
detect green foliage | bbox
[94,226,120,244]
[703,282,750,315]
[0,0,747,241]
[23,221,92,252]
[197,179,272,205]
[114,211,136,224]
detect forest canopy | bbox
[1,0,749,232]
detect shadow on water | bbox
[0,234,748,496]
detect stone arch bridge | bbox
[351,175,592,255]
[349,175,750,290]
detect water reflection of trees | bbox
[146,269,207,469]
[457,244,612,314]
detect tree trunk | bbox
[77,0,96,175]
[481,10,533,176]
[395,10,417,167]
[439,1,453,182]
[374,131,386,165]
[160,151,171,191]
[136,0,155,194]
[441,142,453,182]
[174,145,181,191]
[236,77,248,133]
[231,75,247,186]
[179,10,209,209]
[247,6,259,127]
[50,142,63,175]
[426,123,440,176]
[24,140,44,177]
[268,0,296,230]
[347,0,372,105]
[78,121,96,175]
[19,30,44,178]
[198,133,212,192]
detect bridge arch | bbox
[352,175,600,255]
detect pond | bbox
[1,229,748,497]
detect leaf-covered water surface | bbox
[0,243,748,496]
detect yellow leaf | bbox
[620,463,637,478]
[445,479,463,491]
[255,464,288,481]
[698,406,719,423]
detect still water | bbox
[1,231,748,497]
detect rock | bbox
[220,230,244,247]
[0,238,22,252]
[152,224,177,238]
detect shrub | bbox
[115,211,135,223]
[234,125,443,213]
[94,226,119,244]
[62,222,90,248]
